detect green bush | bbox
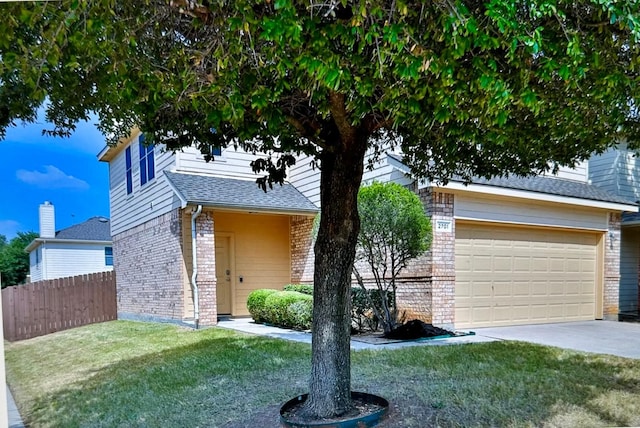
[247,289,278,323]
[283,284,314,295]
[264,291,312,329]
[287,299,313,330]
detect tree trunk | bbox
[304,137,367,419]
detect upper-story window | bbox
[125,146,133,195]
[139,134,155,186]
[105,247,113,266]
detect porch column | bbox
[423,189,456,330]
[196,212,217,326]
[604,212,621,319]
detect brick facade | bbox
[113,209,185,321]
[604,212,621,319]
[290,215,315,284]
[421,189,456,329]
[195,211,217,326]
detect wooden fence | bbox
[2,271,117,341]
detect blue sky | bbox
[0,112,109,240]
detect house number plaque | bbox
[435,220,453,233]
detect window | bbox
[35,248,40,265]
[139,134,155,186]
[125,146,133,194]
[211,146,222,156]
[105,247,113,266]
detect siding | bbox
[289,149,411,207]
[620,228,639,313]
[543,161,589,182]
[589,145,640,202]
[40,243,113,280]
[455,193,609,231]
[175,146,264,179]
[109,134,182,236]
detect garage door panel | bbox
[455,223,598,328]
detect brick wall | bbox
[195,211,217,326]
[113,209,185,321]
[604,212,621,319]
[290,215,315,284]
[421,188,456,329]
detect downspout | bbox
[191,205,203,329]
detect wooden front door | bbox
[215,235,232,314]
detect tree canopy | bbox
[2,1,639,182]
[0,232,37,288]
[1,0,639,420]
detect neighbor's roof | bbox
[54,217,112,241]
[25,217,112,252]
[387,153,637,208]
[164,171,319,214]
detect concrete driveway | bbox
[474,320,640,359]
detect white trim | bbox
[454,216,608,232]
[435,181,637,212]
[25,239,113,253]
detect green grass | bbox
[5,321,640,427]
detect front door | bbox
[215,235,232,314]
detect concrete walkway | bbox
[219,318,640,359]
[474,320,640,359]
[217,318,495,350]
[7,385,24,428]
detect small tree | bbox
[354,182,431,334]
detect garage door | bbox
[455,223,598,328]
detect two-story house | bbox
[99,129,636,329]
[25,202,113,281]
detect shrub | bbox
[247,289,278,323]
[351,287,395,333]
[287,299,313,330]
[283,284,314,295]
[264,291,313,330]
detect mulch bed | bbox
[352,319,471,345]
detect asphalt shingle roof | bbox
[164,171,319,213]
[467,175,636,206]
[55,217,112,241]
[386,153,636,207]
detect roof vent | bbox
[98,217,109,223]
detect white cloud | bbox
[0,220,21,239]
[16,165,90,190]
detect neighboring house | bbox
[99,128,636,330]
[589,143,640,318]
[25,202,113,281]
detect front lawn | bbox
[5,320,640,427]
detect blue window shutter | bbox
[147,145,155,180]
[125,147,133,194]
[139,142,147,185]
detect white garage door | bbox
[455,223,598,328]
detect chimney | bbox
[39,201,55,238]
